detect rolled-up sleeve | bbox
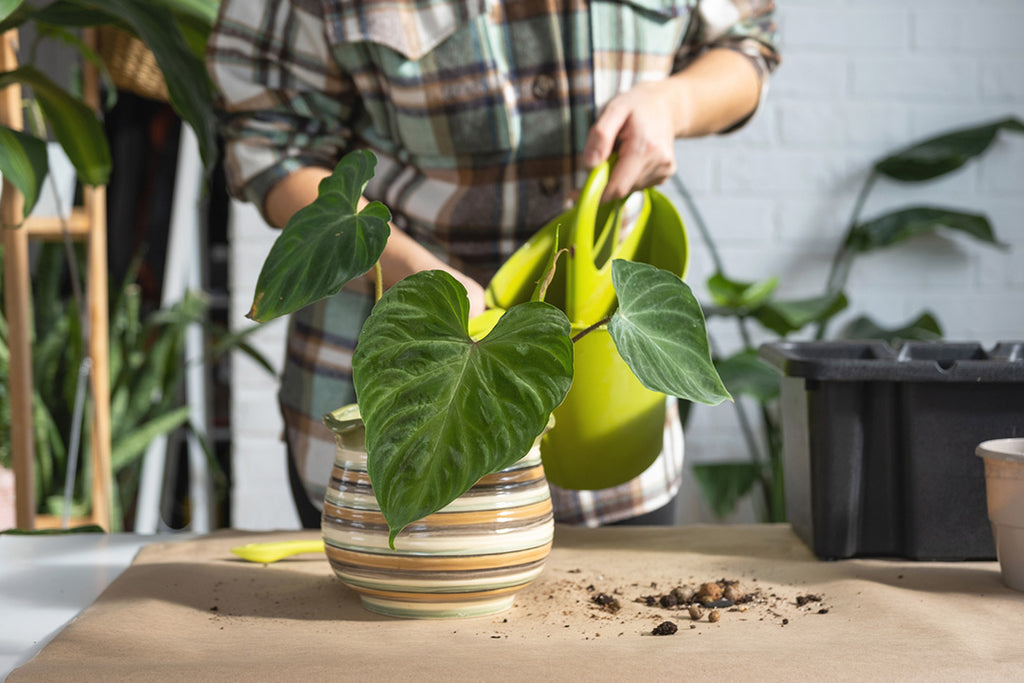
[206,0,359,215]
[675,0,781,130]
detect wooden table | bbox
[6,525,1023,681]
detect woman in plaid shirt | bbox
[207,0,780,527]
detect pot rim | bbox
[976,437,1024,463]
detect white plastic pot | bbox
[976,438,1024,592]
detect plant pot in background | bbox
[976,438,1024,592]
[321,405,555,619]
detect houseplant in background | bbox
[0,244,270,530]
[676,116,1023,522]
[0,0,218,220]
[247,151,729,616]
[0,0,267,530]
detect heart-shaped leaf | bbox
[846,206,1005,252]
[608,260,730,406]
[874,117,1024,182]
[248,151,391,322]
[0,125,47,220]
[352,270,573,546]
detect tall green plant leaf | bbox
[111,406,190,470]
[10,1,110,27]
[69,0,218,164]
[0,125,47,221]
[608,260,730,405]
[715,350,780,402]
[706,272,778,310]
[846,207,1005,252]
[353,271,573,547]
[692,462,763,519]
[147,0,217,25]
[249,151,391,322]
[754,291,848,336]
[875,117,1024,181]
[839,311,943,342]
[0,66,110,186]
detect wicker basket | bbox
[96,26,169,103]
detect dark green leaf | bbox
[692,462,763,519]
[0,125,47,220]
[846,207,1005,252]
[609,260,730,405]
[715,351,780,402]
[12,1,111,28]
[755,291,848,336]
[706,272,778,310]
[71,0,218,163]
[146,0,217,25]
[33,21,119,110]
[0,66,110,186]
[353,270,573,546]
[875,117,1024,181]
[249,151,391,322]
[838,311,943,342]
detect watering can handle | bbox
[566,160,651,326]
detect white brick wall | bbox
[229,0,1024,528]
[229,202,298,530]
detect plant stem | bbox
[374,261,383,303]
[571,317,611,343]
[708,333,771,520]
[670,174,725,274]
[827,171,877,293]
[815,171,877,340]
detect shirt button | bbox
[531,73,557,100]
[539,176,562,197]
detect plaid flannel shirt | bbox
[208,0,779,525]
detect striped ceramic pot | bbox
[321,405,555,619]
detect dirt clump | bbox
[651,621,678,636]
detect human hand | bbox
[582,81,680,202]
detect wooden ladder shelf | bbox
[1,28,113,531]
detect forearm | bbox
[667,47,763,139]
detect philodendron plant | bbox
[249,150,730,546]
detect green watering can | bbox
[481,162,689,490]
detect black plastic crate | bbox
[760,340,1024,560]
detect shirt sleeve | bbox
[675,0,781,131]
[206,0,359,215]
